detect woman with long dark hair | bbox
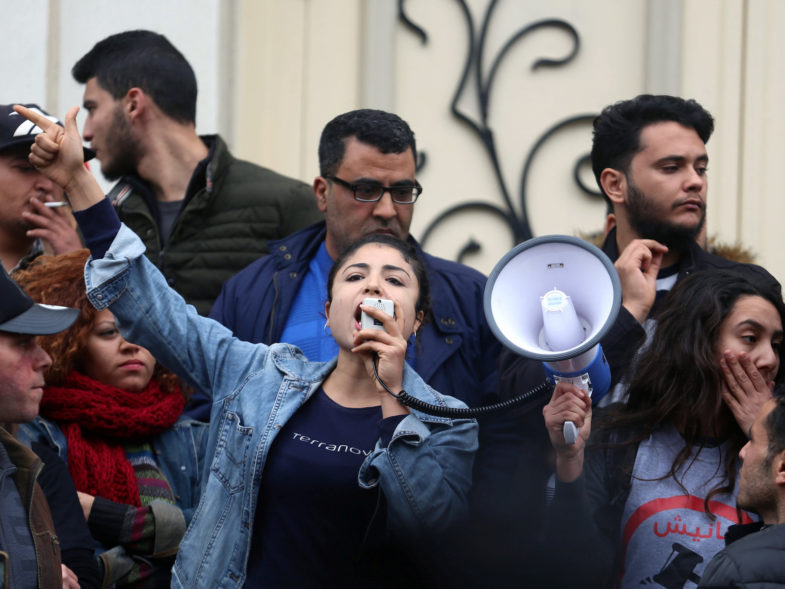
[543,268,785,588]
[15,249,207,587]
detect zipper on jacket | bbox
[268,271,280,343]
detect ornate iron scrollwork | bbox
[398,0,602,263]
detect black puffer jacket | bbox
[699,522,785,588]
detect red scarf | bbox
[40,370,185,507]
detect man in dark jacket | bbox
[0,266,99,588]
[71,30,322,315]
[699,391,785,587]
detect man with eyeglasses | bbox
[206,109,499,416]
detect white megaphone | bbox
[484,235,621,444]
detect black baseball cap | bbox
[0,103,95,160]
[0,267,78,335]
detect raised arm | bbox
[13,105,103,210]
[15,104,264,404]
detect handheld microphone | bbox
[360,298,394,330]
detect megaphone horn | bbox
[483,235,622,443]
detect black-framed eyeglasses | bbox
[325,175,422,204]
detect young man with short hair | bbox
[72,30,322,314]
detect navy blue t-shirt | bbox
[246,388,403,588]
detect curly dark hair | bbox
[591,94,714,204]
[13,249,184,396]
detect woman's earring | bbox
[323,321,330,335]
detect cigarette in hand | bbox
[43,201,70,208]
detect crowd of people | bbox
[2,27,785,589]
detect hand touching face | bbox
[719,295,783,433]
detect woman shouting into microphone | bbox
[15,104,477,588]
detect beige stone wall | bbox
[230,0,785,283]
[5,0,783,282]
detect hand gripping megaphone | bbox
[484,235,621,443]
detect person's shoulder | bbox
[213,137,310,190]
[402,364,471,411]
[421,250,488,286]
[268,342,333,379]
[726,523,785,552]
[229,158,309,187]
[700,524,785,588]
[692,248,780,288]
[226,223,324,277]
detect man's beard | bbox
[737,458,777,517]
[626,179,705,254]
[99,107,142,181]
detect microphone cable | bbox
[372,356,553,418]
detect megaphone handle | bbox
[563,421,579,445]
[551,375,590,445]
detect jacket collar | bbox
[270,222,467,345]
[270,221,327,266]
[110,134,226,214]
[266,342,455,423]
[0,427,40,472]
[602,226,702,278]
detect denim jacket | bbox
[19,416,208,526]
[84,225,478,588]
[19,415,208,583]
